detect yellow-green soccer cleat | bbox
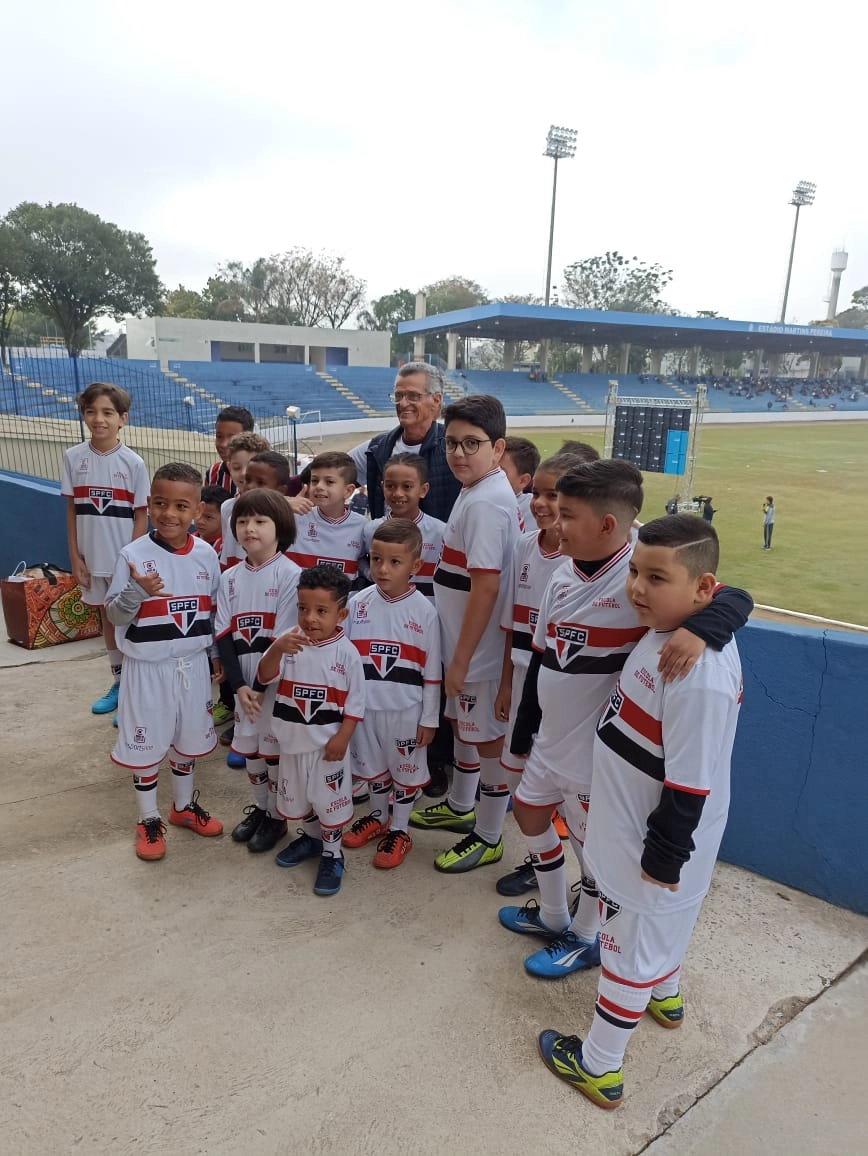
[408,801,475,834]
[646,992,684,1029]
[434,833,503,873]
[537,1030,624,1110]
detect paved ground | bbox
[2,632,867,1155]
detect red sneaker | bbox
[169,790,223,837]
[372,830,412,869]
[136,817,167,861]
[343,813,388,848]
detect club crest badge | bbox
[369,640,399,678]
[555,624,588,668]
[168,597,199,634]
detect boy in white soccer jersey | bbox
[61,383,149,718]
[287,452,365,584]
[409,396,522,868]
[106,463,223,862]
[501,436,541,533]
[215,490,301,853]
[344,519,441,869]
[499,462,751,980]
[218,433,272,571]
[538,515,743,1111]
[256,567,365,897]
[360,453,446,602]
[206,406,255,495]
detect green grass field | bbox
[509,422,868,625]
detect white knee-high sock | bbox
[581,972,647,1076]
[265,759,280,818]
[301,813,322,842]
[247,757,269,811]
[474,756,510,844]
[448,740,479,813]
[526,826,569,931]
[169,758,194,810]
[570,874,601,943]
[652,967,681,1001]
[108,649,123,684]
[133,768,160,821]
[390,787,416,833]
[368,776,392,826]
[321,826,343,859]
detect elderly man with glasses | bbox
[350,363,461,524]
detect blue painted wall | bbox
[0,473,865,913]
[723,621,868,915]
[0,472,70,576]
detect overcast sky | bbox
[4,0,865,328]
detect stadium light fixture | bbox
[543,125,577,309]
[285,405,300,473]
[780,180,816,324]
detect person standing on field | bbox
[762,496,775,549]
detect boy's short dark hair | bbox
[250,450,291,490]
[310,451,357,487]
[153,462,202,488]
[216,406,255,431]
[372,517,423,558]
[766,495,774,504]
[638,514,720,577]
[443,395,506,443]
[227,432,271,457]
[231,488,297,552]
[383,452,428,485]
[298,564,351,607]
[77,382,131,416]
[503,436,540,479]
[201,485,229,509]
[557,440,600,463]
[556,459,644,523]
[539,450,598,479]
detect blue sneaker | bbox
[275,832,323,868]
[226,750,246,769]
[537,1030,623,1110]
[525,932,601,978]
[313,853,345,896]
[92,683,119,715]
[498,900,565,939]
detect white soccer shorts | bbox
[445,678,506,745]
[500,661,530,774]
[514,747,592,844]
[80,574,110,607]
[350,707,429,789]
[276,749,354,829]
[231,682,279,759]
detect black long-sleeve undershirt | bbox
[642,788,707,884]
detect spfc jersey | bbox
[434,468,523,682]
[362,511,445,602]
[206,460,235,496]
[530,545,646,777]
[219,496,244,570]
[215,553,301,686]
[287,507,365,578]
[265,630,365,754]
[108,532,220,661]
[587,631,742,914]
[500,530,563,671]
[347,585,441,725]
[61,441,150,576]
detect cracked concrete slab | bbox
[2,653,867,1155]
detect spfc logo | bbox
[599,689,622,730]
[168,597,199,634]
[598,891,621,926]
[555,624,588,668]
[325,768,344,793]
[88,486,114,513]
[237,613,263,644]
[292,684,326,721]
[370,640,399,677]
[317,558,345,570]
[396,737,417,758]
[528,610,538,628]
[458,693,477,714]
[134,726,147,743]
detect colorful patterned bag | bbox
[1,562,102,649]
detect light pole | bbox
[543,125,577,307]
[780,180,816,324]
[285,405,299,473]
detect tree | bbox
[358,288,416,364]
[831,287,868,330]
[0,223,23,369]
[163,285,210,320]
[420,276,488,362]
[3,202,163,356]
[561,252,673,313]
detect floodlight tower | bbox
[825,249,849,320]
[543,125,577,307]
[779,179,816,324]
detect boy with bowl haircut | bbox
[257,566,365,897]
[344,518,442,869]
[287,452,365,582]
[537,515,743,1110]
[61,382,150,718]
[106,463,223,862]
[410,395,523,867]
[207,406,255,495]
[219,432,272,570]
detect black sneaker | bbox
[313,853,345,896]
[218,723,235,748]
[231,805,266,843]
[275,831,323,868]
[248,814,288,853]
[496,855,539,897]
[423,762,450,797]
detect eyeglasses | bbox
[389,390,430,404]
[444,436,491,455]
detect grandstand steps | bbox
[315,370,378,418]
[550,377,594,413]
[442,374,467,402]
[664,380,695,402]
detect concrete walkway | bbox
[1,635,867,1155]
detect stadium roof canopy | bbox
[398,304,868,356]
